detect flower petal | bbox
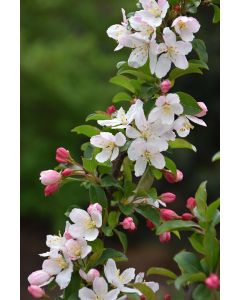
[128,46,148,68]
[135,157,147,177]
[150,152,166,169]
[79,287,96,300]
[96,149,112,163]
[155,54,171,78]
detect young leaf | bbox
[147,267,177,279]
[175,272,206,290]
[169,63,203,81]
[86,112,111,122]
[195,181,208,219]
[82,157,97,173]
[156,220,199,235]
[132,283,157,300]
[206,199,220,222]
[203,226,219,271]
[150,167,163,180]
[165,157,177,175]
[117,69,155,82]
[189,233,205,254]
[169,138,197,152]
[114,229,128,253]
[123,157,133,184]
[108,211,121,229]
[212,151,220,162]
[174,251,202,273]
[112,92,132,103]
[212,4,220,23]
[119,202,135,216]
[93,248,128,266]
[135,168,154,194]
[71,125,100,137]
[110,75,137,93]
[89,184,108,209]
[192,39,208,63]
[192,284,212,300]
[135,205,161,227]
[101,175,121,189]
[177,92,202,115]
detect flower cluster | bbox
[107,0,200,78]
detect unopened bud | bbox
[164,294,172,300]
[182,213,195,220]
[28,270,50,286]
[120,217,136,231]
[28,285,45,298]
[164,170,183,183]
[44,183,59,197]
[159,232,171,243]
[106,105,116,115]
[160,192,176,203]
[195,102,208,118]
[40,170,61,186]
[62,168,73,177]
[160,209,180,221]
[56,147,70,163]
[146,219,155,230]
[186,197,197,210]
[87,203,102,214]
[205,274,220,289]
[160,80,171,94]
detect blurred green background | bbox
[21,1,219,299]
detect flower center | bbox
[144,151,152,160]
[167,46,176,57]
[162,103,172,114]
[86,219,96,230]
[55,256,68,269]
[149,7,161,17]
[178,20,186,30]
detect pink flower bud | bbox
[159,232,171,243]
[64,231,73,240]
[28,285,45,298]
[106,105,116,115]
[28,270,50,286]
[186,197,197,210]
[164,294,172,300]
[195,102,208,118]
[160,192,176,203]
[62,168,73,177]
[182,213,195,221]
[164,170,183,183]
[79,269,100,283]
[160,209,180,221]
[173,4,181,13]
[160,80,171,94]
[120,217,136,231]
[87,203,102,214]
[44,183,59,197]
[140,296,146,300]
[146,219,155,230]
[56,147,70,163]
[205,274,220,289]
[40,170,61,186]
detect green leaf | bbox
[169,63,203,81]
[108,211,121,229]
[110,75,137,93]
[117,69,155,82]
[175,272,206,290]
[89,185,108,209]
[132,283,157,300]
[189,59,209,70]
[86,111,111,122]
[135,168,154,194]
[169,138,197,152]
[192,284,212,300]
[87,248,104,268]
[212,151,220,162]
[203,226,219,271]
[165,157,177,175]
[192,39,208,63]
[101,175,121,189]
[189,233,205,254]
[119,202,135,216]
[195,181,208,220]
[150,167,163,180]
[174,251,202,273]
[82,157,97,173]
[93,248,128,266]
[112,92,132,103]
[135,205,160,227]
[114,229,128,253]
[156,220,199,235]
[212,4,220,23]
[206,199,220,222]
[186,0,201,13]
[89,238,104,252]
[123,157,133,184]
[147,267,177,279]
[71,125,100,137]
[177,92,202,115]
[102,226,113,237]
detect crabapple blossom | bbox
[196,101,208,117]
[28,270,52,287]
[104,258,136,293]
[164,169,183,183]
[160,209,180,221]
[172,16,200,42]
[174,115,206,137]
[68,208,102,241]
[40,170,61,186]
[98,100,143,129]
[79,269,100,283]
[205,274,220,289]
[129,14,155,40]
[120,217,136,231]
[160,192,176,203]
[186,197,197,210]
[148,94,183,125]
[90,132,126,163]
[135,272,159,294]
[159,232,171,243]
[128,139,167,177]
[64,221,73,240]
[56,147,70,163]
[79,277,120,300]
[155,27,192,78]
[28,285,45,298]
[160,79,172,94]
[132,195,166,208]
[65,238,92,260]
[39,234,67,258]
[87,203,102,214]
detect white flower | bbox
[135,272,159,294]
[68,208,102,241]
[131,196,166,208]
[148,93,183,124]
[155,27,192,78]
[104,259,136,293]
[137,0,170,27]
[172,16,200,42]
[126,107,169,150]
[98,100,143,129]
[39,235,67,258]
[90,132,126,163]
[128,139,166,177]
[42,253,73,289]
[107,9,131,51]
[129,14,155,40]
[174,115,206,137]
[79,277,120,300]
[65,238,92,260]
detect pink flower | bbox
[56,147,70,163]
[120,217,136,231]
[28,285,45,298]
[28,270,51,286]
[79,268,100,283]
[181,213,194,221]
[106,105,117,115]
[160,80,171,94]
[40,170,61,186]
[195,102,208,117]
[160,209,180,221]
[44,183,59,197]
[172,16,200,42]
[159,232,171,243]
[205,274,220,289]
[160,192,176,203]
[186,197,197,210]
[62,168,73,177]
[87,203,102,214]
[164,170,183,183]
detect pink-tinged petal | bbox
[120,268,136,284]
[107,25,125,40]
[42,259,61,276]
[155,54,171,78]
[104,259,118,283]
[128,139,145,161]
[126,125,141,139]
[79,287,96,300]
[105,289,120,300]
[187,115,207,126]
[189,17,201,32]
[55,265,73,289]
[69,208,89,224]
[172,54,189,69]
[150,153,166,169]
[163,27,176,46]
[172,103,184,115]
[84,228,99,241]
[115,132,126,147]
[176,41,192,55]
[93,277,108,297]
[148,107,160,123]
[180,30,195,42]
[96,149,112,163]
[166,93,180,104]
[90,210,102,228]
[68,224,83,239]
[128,46,148,68]
[135,157,147,177]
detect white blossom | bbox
[135,272,159,294]
[90,132,126,163]
[155,27,192,78]
[174,115,206,137]
[65,238,92,261]
[172,16,200,42]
